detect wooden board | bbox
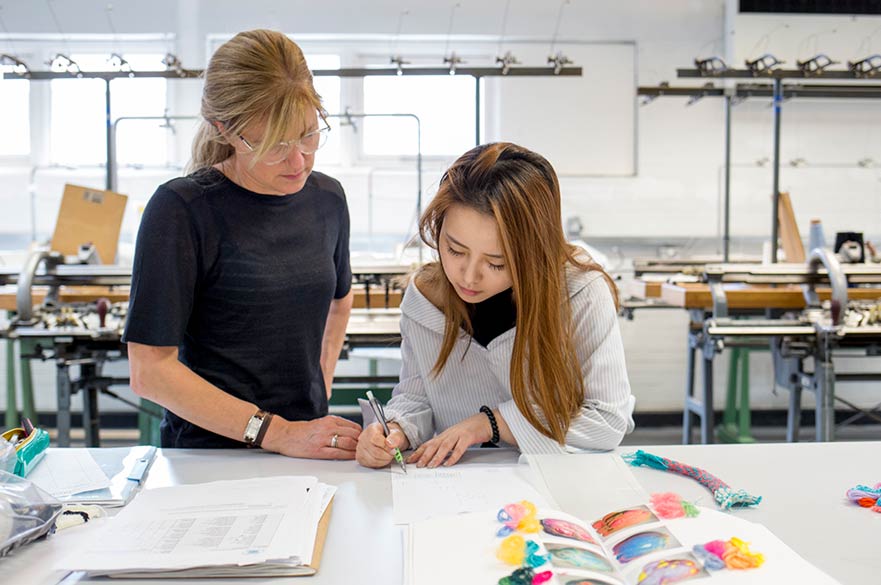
[623,279,664,299]
[0,286,130,311]
[778,191,806,263]
[661,283,881,309]
[51,184,128,264]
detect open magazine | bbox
[409,499,840,585]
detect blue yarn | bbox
[622,450,671,471]
[693,544,726,571]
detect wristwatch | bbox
[243,409,273,448]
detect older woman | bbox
[125,29,360,457]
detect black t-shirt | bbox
[469,288,516,348]
[123,167,352,448]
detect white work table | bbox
[3,442,877,584]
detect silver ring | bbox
[330,434,339,449]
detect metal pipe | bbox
[723,94,732,262]
[3,66,582,81]
[806,248,848,325]
[475,76,481,146]
[15,250,62,324]
[771,78,782,263]
[105,79,112,191]
[110,115,200,192]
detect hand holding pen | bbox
[357,391,407,473]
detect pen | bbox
[366,390,406,474]
[21,418,34,437]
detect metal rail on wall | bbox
[638,53,881,262]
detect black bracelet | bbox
[480,405,500,444]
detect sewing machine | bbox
[675,249,881,444]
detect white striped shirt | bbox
[384,265,636,454]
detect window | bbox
[306,54,341,165]
[362,74,477,157]
[50,53,167,166]
[0,66,30,156]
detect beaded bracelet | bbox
[480,405,500,444]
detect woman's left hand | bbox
[408,413,492,468]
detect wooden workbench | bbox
[0,284,402,312]
[661,283,881,310]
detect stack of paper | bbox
[57,476,335,578]
[28,446,156,507]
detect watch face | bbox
[244,416,262,442]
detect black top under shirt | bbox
[123,167,352,448]
[469,288,516,347]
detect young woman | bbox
[357,142,634,469]
[125,30,360,458]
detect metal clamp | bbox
[745,54,784,76]
[848,54,881,78]
[694,56,728,76]
[796,54,838,76]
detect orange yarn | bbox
[721,537,765,569]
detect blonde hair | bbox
[187,29,326,173]
[417,143,618,445]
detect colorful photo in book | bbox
[559,575,620,585]
[546,542,615,573]
[630,553,709,585]
[556,572,624,585]
[541,517,598,545]
[611,527,681,565]
[592,506,658,539]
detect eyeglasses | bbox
[238,121,331,165]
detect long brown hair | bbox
[187,29,326,173]
[418,142,617,444]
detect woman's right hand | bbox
[263,415,362,460]
[356,422,409,468]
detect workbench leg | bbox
[682,339,697,445]
[81,363,100,448]
[700,353,715,444]
[737,350,753,442]
[5,339,17,429]
[56,362,72,448]
[19,339,37,424]
[786,381,802,442]
[816,344,835,442]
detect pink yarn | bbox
[704,540,727,558]
[650,492,686,519]
[532,571,553,584]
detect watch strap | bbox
[254,412,274,448]
[244,409,269,447]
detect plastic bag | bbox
[0,439,15,474]
[0,470,62,556]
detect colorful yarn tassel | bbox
[622,450,762,510]
[846,483,881,512]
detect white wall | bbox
[1,1,880,418]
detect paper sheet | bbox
[59,476,322,574]
[392,464,550,524]
[28,449,111,497]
